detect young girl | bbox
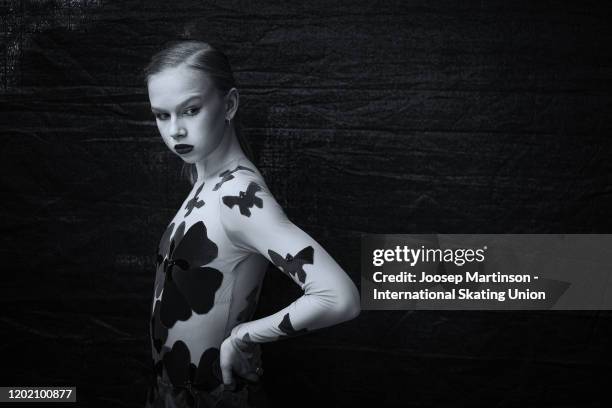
[144,40,360,408]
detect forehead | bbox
[147,64,215,109]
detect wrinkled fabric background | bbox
[1,1,610,407]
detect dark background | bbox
[1,0,611,407]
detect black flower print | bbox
[268,245,314,285]
[194,347,223,391]
[159,221,223,328]
[160,271,192,327]
[173,265,224,314]
[221,182,263,217]
[184,181,205,217]
[162,340,223,391]
[213,165,255,191]
[163,340,192,388]
[278,313,308,339]
[156,222,175,266]
[150,300,168,354]
[154,222,175,298]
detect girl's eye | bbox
[184,107,200,116]
[155,113,169,121]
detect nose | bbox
[169,118,187,140]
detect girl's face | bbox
[147,64,227,164]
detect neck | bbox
[194,122,244,185]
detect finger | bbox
[248,352,262,375]
[220,362,233,386]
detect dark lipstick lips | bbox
[174,144,194,154]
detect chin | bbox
[179,157,198,164]
[177,151,203,164]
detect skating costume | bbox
[146,156,360,407]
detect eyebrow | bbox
[151,95,203,112]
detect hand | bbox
[220,333,263,388]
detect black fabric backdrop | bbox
[1,1,611,407]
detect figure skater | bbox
[143,40,361,408]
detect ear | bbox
[225,87,240,121]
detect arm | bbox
[218,172,361,347]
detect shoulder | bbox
[216,158,291,252]
[217,157,289,234]
[217,156,287,218]
[215,156,266,197]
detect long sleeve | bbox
[218,169,361,346]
